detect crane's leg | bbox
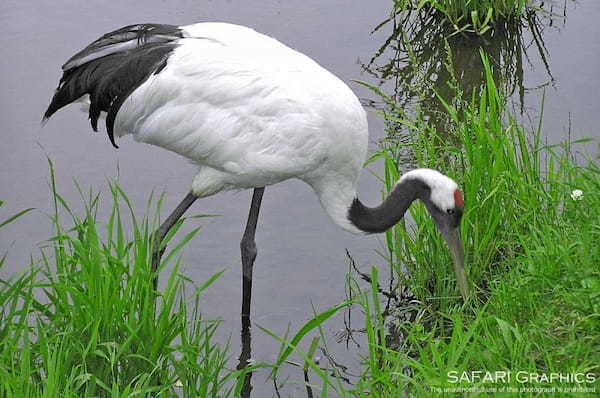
[151,191,197,288]
[240,187,265,328]
[237,321,253,398]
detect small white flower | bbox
[570,189,584,201]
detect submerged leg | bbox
[151,191,197,287]
[237,322,253,398]
[240,187,265,328]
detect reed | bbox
[393,0,534,35]
[0,166,246,397]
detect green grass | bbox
[0,167,248,397]
[360,51,599,395]
[392,0,530,35]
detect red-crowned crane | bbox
[43,22,469,323]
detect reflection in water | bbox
[362,2,567,135]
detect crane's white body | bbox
[45,22,468,300]
[113,23,368,232]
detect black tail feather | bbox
[43,24,183,148]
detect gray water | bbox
[1,1,599,397]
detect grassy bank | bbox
[267,53,599,396]
[356,52,599,396]
[0,176,248,397]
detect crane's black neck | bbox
[348,177,431,233]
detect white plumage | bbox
[44,22,469,310]
[115,23,368,232]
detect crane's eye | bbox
[447,209,455,215]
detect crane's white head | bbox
[399,169,468,298]
[399,168,463,215]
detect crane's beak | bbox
[440,226,469,300]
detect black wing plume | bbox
[43,24,183,148]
